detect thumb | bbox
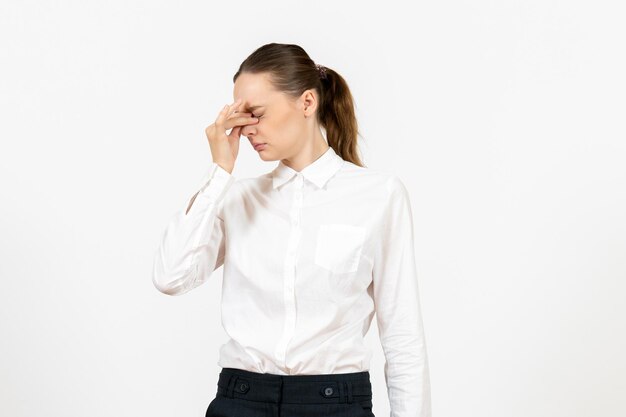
[229,125,242,142]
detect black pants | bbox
[205,367,375,417]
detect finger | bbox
[215,104,230,125]
[230,111,252,118]
[229,125,242,140]
[223,115,259,130]
[226,99,242,117]
[216,101,245,126]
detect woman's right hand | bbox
[205,98,259,174]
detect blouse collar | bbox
[271,146,345,190]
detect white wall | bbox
[1,1,624,416]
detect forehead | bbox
[233,72,277,109]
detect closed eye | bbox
[252,114,263,119]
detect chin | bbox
[259,153,278,161]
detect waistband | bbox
[216,367,372,404]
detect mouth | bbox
[253,143,267,151]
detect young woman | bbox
[152,43,431,417]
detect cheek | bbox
[278,112,305,135]
[264,110,304,144]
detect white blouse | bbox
[152,146,431,417]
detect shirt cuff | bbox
[196,162,235,200]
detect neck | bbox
[282,129,329,172]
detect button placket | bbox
[274,173,305,371]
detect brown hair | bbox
[233,43,364,167]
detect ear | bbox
[301,89,318,117]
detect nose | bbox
[240,122,257,137]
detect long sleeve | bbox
[152,162,235,296]
[372,175,432,417]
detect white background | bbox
[1,1,624,416]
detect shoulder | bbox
[340,160,390,183]
[340,160,408,197]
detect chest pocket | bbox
[314,223,367,274]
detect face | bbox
[234,72,318,161]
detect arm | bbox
[152,162,235,296]
[372,175,432,417]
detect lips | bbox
[253,143,267,150]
